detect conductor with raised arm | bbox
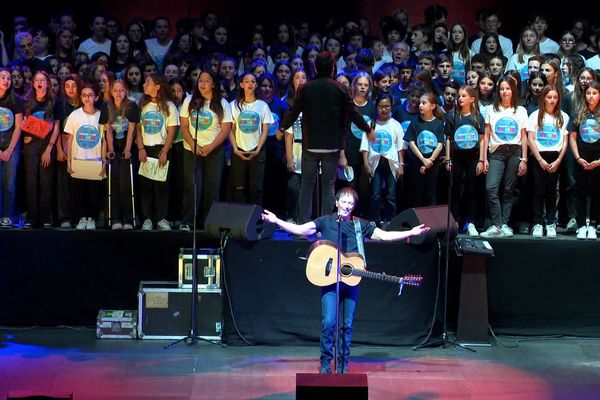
[279,51,375,224]
[262,187,429,374]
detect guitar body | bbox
[305,240,365,287]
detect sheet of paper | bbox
[71,159,104,181]
[139,157,169,182]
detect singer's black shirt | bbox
[313,214,376,253]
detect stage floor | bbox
[2,327,600,400]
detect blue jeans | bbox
[486,145,520,226]
[369,159,396,222]
[320,283,358,371]
[0,137,20,219]
[299,150,339,223]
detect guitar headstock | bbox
[401,274,423,287]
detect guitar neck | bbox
[351,268,401,284]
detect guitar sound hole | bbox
[340,264,353,277]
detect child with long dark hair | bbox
[480,77,529,237]
[180,71,232,230]
[137,73,179,230]
[22,71,60,228]
[229,72,274,205]
[445,85,486,236]
[568,82,600,239]
[528,84,569,238]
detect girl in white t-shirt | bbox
[360,93,405,225]
[65,83,105,230]
[480,76,529,238]
[136,73,179,231]
[180,71,232,230]
[229,72,274,205]
[528,85,569,238]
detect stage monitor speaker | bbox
[296,373,368,399]
[205,202,275,241]
[386,205,458,245]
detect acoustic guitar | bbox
[305,240,423,293]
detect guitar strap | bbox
[353,217,366,263]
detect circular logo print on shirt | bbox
[0,107,15,131]
[452,61,466,81]
[580,118,600,144]
[238,110,260,134]
[536,123,561,148]
[351,115,372,139]
[371,130,393,154]
[401,120,411,133]
[494,117,519,142]
[142,111,165,135]
[417,130,438,154]
[75,125,101,150]
[190,109,214,131]
[111,115,128,140]
[454,124,478,150]
[268,113,280,137]
[519,65,529,82]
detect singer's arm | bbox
[262,209,317,236]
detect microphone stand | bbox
[166,98,218,348]
[333,212,342,374]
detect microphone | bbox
[336,212,342,223]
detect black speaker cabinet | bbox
[205,202,275,241]
[296,373,368,399]
[387,205,458,244]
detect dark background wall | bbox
[0,0,590,46]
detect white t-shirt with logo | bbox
[64,108,102,161]
[230,99,274,152]
[139,101,180,147]
[359,117,406,179]
[486,105,528,152]
[527,110,570,153]
[180,95,233,151]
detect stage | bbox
[1,229,600,341]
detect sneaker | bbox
[480,225,504,238]
[566,218,578,232]
[123,223,134,230]
[76,217,87,230]
[179,224,191,232]
[0,217,12,228]
[112,222,123,231]
[546,224,557,238]
[157,219,171,231]
[60,221,72,229]
[500,224,514,237]
[587,226,597,240]
[86,218,96,230]
[467,223,479,237]
[142,219,153,231]
[531,224,544,238]
[43,222,52,229]
[576,227,588,240]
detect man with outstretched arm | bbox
[262,187,429,374]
